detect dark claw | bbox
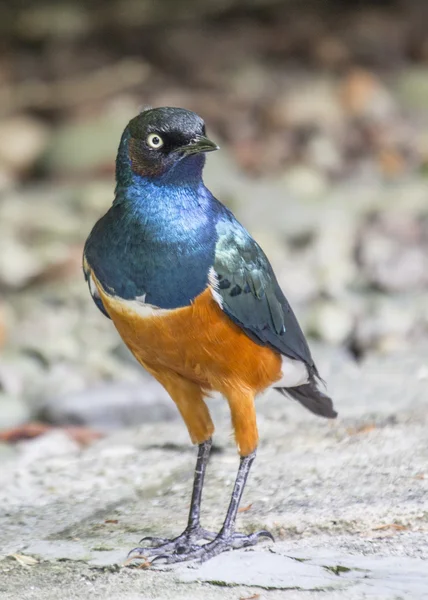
[138,535,164,546]
[128,527,218,562]
[256,529,275,542]
[127,547,148,559]
[139,529,274,566]
[149,554,171,565]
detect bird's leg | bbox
[129,438,215,558]
[149,449,273,565]
[185,436,213,534]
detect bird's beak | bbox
[178,135,220,156]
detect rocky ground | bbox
[1,2,428,598]
[1,346,428,599]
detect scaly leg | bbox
[149,448,273,564]
[128,438,216,558]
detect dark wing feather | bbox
[82,257,111,320]
[213,218,315,370]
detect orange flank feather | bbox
[91,272,282,456]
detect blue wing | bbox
[213,216,315,370]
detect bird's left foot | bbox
[127,526,216,561]
[130,529,274,566]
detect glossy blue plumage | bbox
[83,108,336,569]
[83,107,337,419]
[85,129,223,309]
[84,110,315,370]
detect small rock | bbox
[308,300,355,345]
[0,234,43,288]
[17,4,90,40]
[354,294,424,354]
[23,540,90,563]
[228,61,273,102]
[40,381,179,430]
[44,105,133,175]
[0,303,6,349]
[395,67,428,111]
[306,133,343,173]
[314,35,350,68]
[313,211,358,295]
[0,359,25,396]
[280,165,328,199]
[358,213,428,292]
[340,68,396,121]
[277,255,320,305]
[0,393,31,430]
[28,363,89,408]
[0,167,16,191]
[178,550,346,590]
[204,143,250,210]
[269,78,344,130]
[0,442,18,463]
[17,430,80,463]
[0,354,46,409]
[0,116,50,174]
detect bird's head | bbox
[117,107,219,184]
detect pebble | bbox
[0,393,31,430]
[270,78,344,130]
[359,213,428,292]
[40,381,178,430]
[0,234,44,288]
[43,104,136,174]
[308,300,355,345]
[395,67,428,111]
[340,68,397,121]
[313,211,358,295]
[280,165,329,199]
[0,116,50,174]
[16,430,80,464]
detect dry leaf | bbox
[378,149,405,177]
[340,68,385,116]
[240,594,260,600]
[372,523,408,531]
[346,423,376,436]
[105,519,119,524]
[0,422,103,446]
[0,422,52,442]
[10,553,38,567]
[65,426,104,446]
[123,555,149,568]
[238,504,253,513]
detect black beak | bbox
[178,135,219,156]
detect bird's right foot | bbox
[139,528,274,565]
[128,526,216,559]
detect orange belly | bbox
[97,286,282,395]
[90,272,282,455]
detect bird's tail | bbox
[276,372,337,419]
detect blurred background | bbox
[1,0,428,444]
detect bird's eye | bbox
[146,133,164,149]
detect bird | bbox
[83,106,337,565]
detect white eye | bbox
[146,133,164,149]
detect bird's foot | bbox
[147,529,274,565]
[128,526,216,560]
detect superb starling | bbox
[83,107,337,564]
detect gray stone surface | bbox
[0,392,30,429]
[40,381,180,429]
[0,346,428,599]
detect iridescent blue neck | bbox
[114,129,208,210]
